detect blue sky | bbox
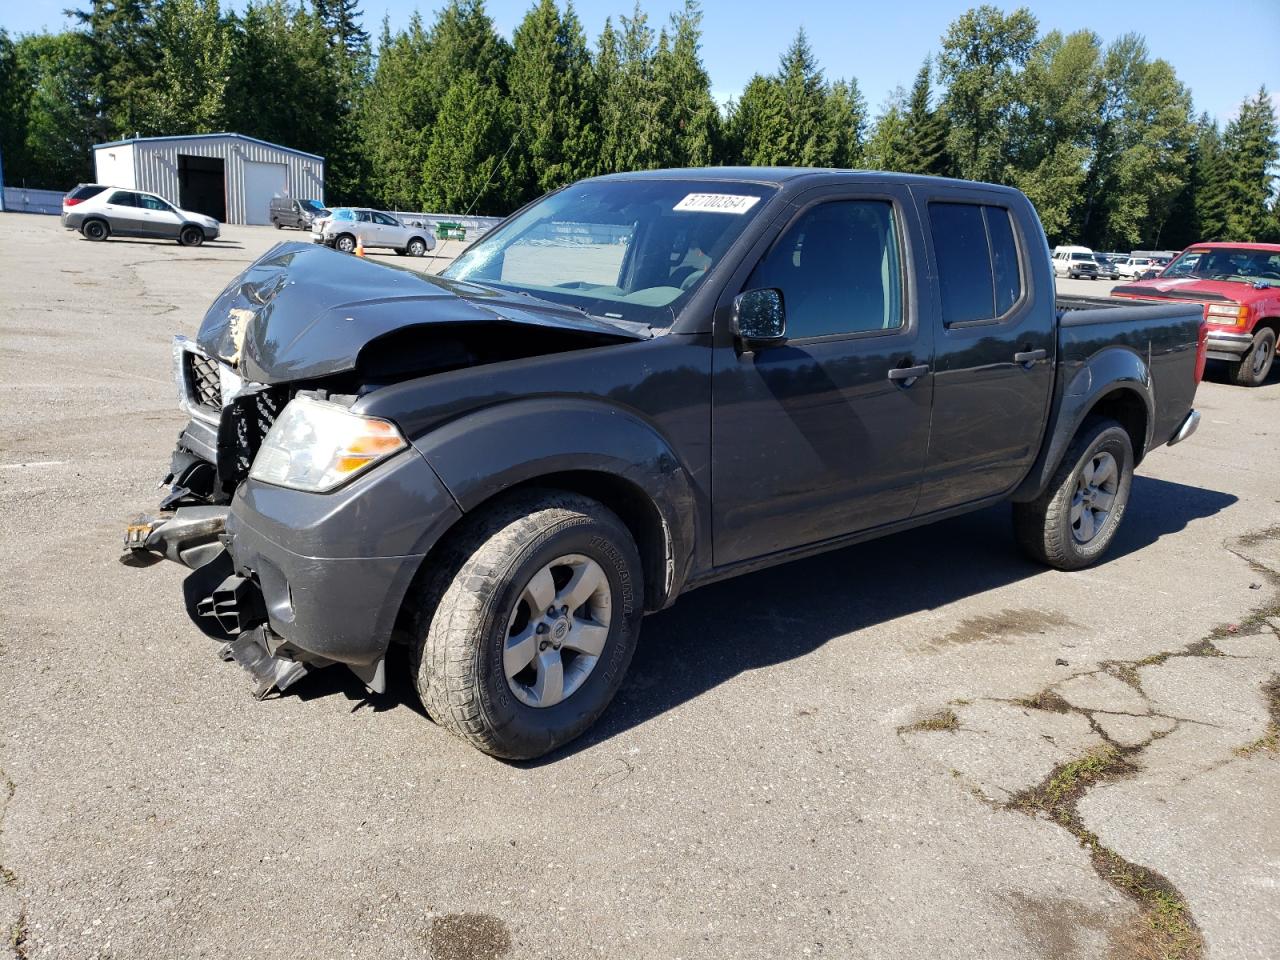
[6,0,1278,125]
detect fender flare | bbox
[1011,346,1154,502]
[410,397,699,608]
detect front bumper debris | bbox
[220,628,315,700]
[123,506,229,569]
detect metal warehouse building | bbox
[92,133,325,226]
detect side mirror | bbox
[733,288,787,348]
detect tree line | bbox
[1,0,1276,248]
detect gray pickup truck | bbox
[129,169,1206,759]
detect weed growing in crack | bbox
[1234,676,1280,757]
[8,907,29,960]
[1008,745,1202,960]
[898,708,959,734]
[1013,689,1072,713]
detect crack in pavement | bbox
[0,771,28,960]
[900,525,1280,960]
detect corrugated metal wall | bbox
[128,136,325,224]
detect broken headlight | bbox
[249,396,407,492]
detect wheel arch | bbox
[1011,349,1153,502]
[81,216,110,237]
[406,398,699,613]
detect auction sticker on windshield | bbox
[674,193,761,214]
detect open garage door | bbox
[178,154,226,222]
[243,161,288,225]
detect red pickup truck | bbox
[1112,242,1280,386]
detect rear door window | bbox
[108,191,138,207]
[929,202,1023,325]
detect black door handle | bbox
[1013,349,1047,366]
[888,363,930,386]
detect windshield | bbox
[443,179,776,326]
[1165,247,1280,286]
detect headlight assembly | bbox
[250,396,407,492]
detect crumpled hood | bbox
[196,242,648,383]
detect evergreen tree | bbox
[313,0,368,54]
[68,0,159,139]
[508,0,595,201]
[1220,87,1279,242]
[820,79,866,168]
[861,91,909,172]
[724,75,786,166]
[421,71,516,215]
[900,60,949,176]
[359,15,434,209]
[1193,119,1231,241]
[775,28,827,166]
[652,1,720,167]
[595,5,667,172]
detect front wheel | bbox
[1013,417,1134,570]
[179,226,204,247]
[407,238,427,257]
[409,491,644,760]
[1229,327,1276,387]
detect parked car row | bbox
[61,183,220,246]
[1052,245,1174,281]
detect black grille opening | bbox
[185,352,222,411]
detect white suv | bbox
[62,187,220,246]
[311,207,437,257]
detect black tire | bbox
[393,247,406,256]
[1229,327,1276,387]
[274,221,282,230]
[1013,417,1134,571]
[334,233,356,254]
[407,237,427,257]
[408,490,644,760]
[179,225,204,247]
[81,219,109,241]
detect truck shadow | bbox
[538,473,1236,762]
[295,475,1237,756]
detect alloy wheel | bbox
[1071,451,1119,544]
[503,554,611,708]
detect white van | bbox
[1051,245,1098,279]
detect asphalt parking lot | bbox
[1,213,1278,960]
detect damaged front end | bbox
[125,507,328,698]
[129,241,646,700]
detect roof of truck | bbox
[590,167,1015,191]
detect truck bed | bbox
[1053,293,1203,450]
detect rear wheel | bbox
[408,490,644,760]
[81,219,109,241]
[179,225,204,247]
[334,233,356,254]
[1013,417,1134,571]
[1229,327,1276,387]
